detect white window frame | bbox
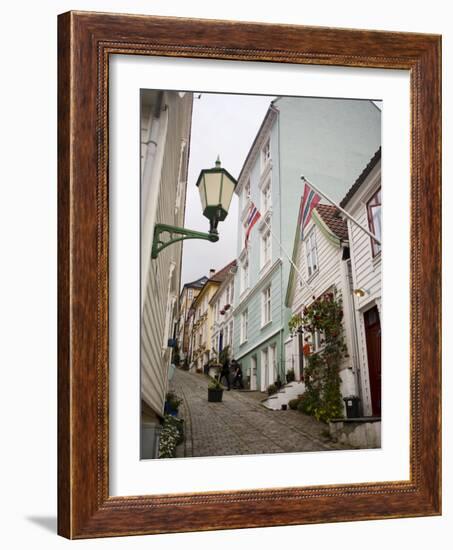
[311,329,325,353]
[261,285,272,327]
[261,138,271,173]
[241,259,249,294]
[261,179,272,215]
[305,227,319,278]
[240,309,248,344]
[228,320,234,346]
[366,187,382,257]
[260,227,272,269]
[243,178,251,212]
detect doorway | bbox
[250,355,257,390]
[364,306,381,416]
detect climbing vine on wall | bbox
[289,291,347,422]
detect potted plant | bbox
[208,378,224,402]
[164,391,182,416]
[224,304,231,311]
[220,309,225,315]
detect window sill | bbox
[307,269,320,285]
[260,320,272,331]
[239,339,248,347]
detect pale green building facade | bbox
[232,96,381,391]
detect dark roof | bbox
[209,260,237,284]
[315,204,349,240]
[209,260,237,304]
[340,147,381,208]
[182,275,208,290]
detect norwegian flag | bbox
[244,202,261,248]
[299,183,321,239]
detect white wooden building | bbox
[286,203,359,413]
[140,90,193,458]
[339,149,382,417]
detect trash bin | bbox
[343,396,360,418]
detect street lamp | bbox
[151,157,237,259]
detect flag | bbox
[299,183,321,239]
[244,202,261,248]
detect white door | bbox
[260,348,268,391]
[250,356,257,390]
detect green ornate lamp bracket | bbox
[151,223,219,259]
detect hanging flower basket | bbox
[220,310,225,315]
[224,304,231,311]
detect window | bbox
[311,329,325,353]
[243,179,251,207]
[306,228,319,277]
[261,138,271,171]
[230,282,234,304]
[262,286,272,326]
[240,310,248,343]
[261,180,272,214]
[241,259,249,293]
[261,228,272,268]
[367,188,381,256]
[229,321,234,346]
[188,288,193,300]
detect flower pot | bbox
[208,388,224,402]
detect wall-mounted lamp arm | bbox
[151,223,219,259]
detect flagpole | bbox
[258,212,314,295]
[301,176,381,245]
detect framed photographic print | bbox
[58,11,441,539]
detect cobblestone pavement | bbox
[170,368,353,457]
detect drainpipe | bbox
[344,258,364,414]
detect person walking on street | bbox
[219,358,231,390]
[232,359,244,389]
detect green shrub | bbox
[288,398,301,410]
[267,383,278,396]
[165,391,182,411]
[286,368,296,383]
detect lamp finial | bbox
[215,155,221,168]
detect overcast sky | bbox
[180,94,382,286]
[181,93,274,285]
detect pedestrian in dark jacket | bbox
[219,358,231,390]
[232,360,244,389]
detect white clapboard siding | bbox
[347,205,381,415]
[141,92,193,417]
[292,219,353,373]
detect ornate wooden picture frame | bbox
[58,11,441,539]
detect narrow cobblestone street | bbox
[170,368,353,457]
